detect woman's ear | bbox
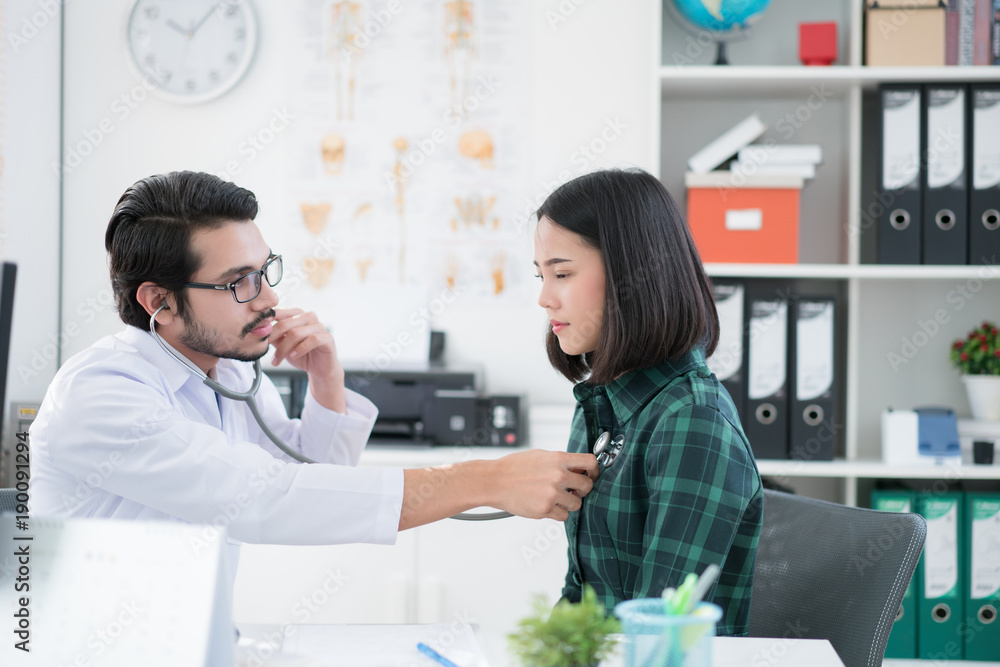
[136,282,175,324]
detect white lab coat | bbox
[29,326,404,553]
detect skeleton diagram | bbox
[444,253,460,291]
[326,1,363,122]
[443,0,475,114]
[490,251,505,295]
[390,137,410,282]
[451,194,497,231]
[321,132,346,175]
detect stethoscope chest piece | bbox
[594,431,625,469]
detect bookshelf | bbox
[651,0,1000,512]
[659,65,1000,93]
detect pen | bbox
[417,642,459,667]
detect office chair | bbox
[0,487,17,513]
[748,489,926,667]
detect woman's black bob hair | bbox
[537,168,719,385]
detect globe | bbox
[668,0,772,65]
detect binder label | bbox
[924,499,960,599]
[874,497,911,513]
[971,499,1000,598]
[748,300,787,400]
[708,284,743,382]
[883,89,921,191]
[973,89,1000,190]
[796,301,834,401]
[927,88,965,189]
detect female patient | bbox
[533,169,763,636]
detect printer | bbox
[265,365,525,447]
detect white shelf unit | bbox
[651,0,1000,511]
[659,65,1000,93]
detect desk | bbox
[236,624,846,667]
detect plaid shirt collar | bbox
[572,347,707,425]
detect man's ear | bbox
[136,282,175,324]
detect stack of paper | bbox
[687,114,767,174]
[731,144,823,179]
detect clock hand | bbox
[191,2,223,36]
[166,18,189,37]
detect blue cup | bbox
[613,599,722,667]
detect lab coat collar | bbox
[118,325,251,395]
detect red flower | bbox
[994,350,1000,358]
[983,321,991,329]
[982,343,989,353]
[954,341,965,350]
[961,352,970,361]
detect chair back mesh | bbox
[0,488,17,514]
[748,490,926,667]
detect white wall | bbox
[57,0,654,406]
[1,0,62,412]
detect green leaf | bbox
[508,585,620,667]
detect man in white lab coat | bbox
[29,171,597,557]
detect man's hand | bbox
[489,450,599,521]
[398,450,599,530]
[268,308,346,413]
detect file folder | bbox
[964,492,1000,661]
[743,285,788,460]
[788,296,836,461]
[917,492,965,660]
[707,281,747,427]
[871,490,919,659]
[878,85,924,264]
[969,84,1000,266]
[923,85,968,265]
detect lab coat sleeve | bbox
[38,359,403,546]
[247,369,377,466]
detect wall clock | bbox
[126,0,258,104]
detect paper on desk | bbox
[281,624,489,667]
[237,635,338,667]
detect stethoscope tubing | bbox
[148,305,510,521]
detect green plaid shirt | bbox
[561,348,763,636]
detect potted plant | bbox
[950,320,1000,421]
[508,585,620,667]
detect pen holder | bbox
[614,600,722,667]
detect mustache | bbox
[242,309,276,337]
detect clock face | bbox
[126,0,258,104]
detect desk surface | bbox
[236,624,846,667]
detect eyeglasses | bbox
[185,254,283,304]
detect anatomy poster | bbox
[280,0,531,362]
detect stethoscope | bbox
[593,432,625,469]
[149,305,510,521]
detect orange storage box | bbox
[684,172,804,264]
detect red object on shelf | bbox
[685,172,803,264]
[799,22,838,66]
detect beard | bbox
[178,309,275,363]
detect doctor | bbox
[29,171,598,555]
